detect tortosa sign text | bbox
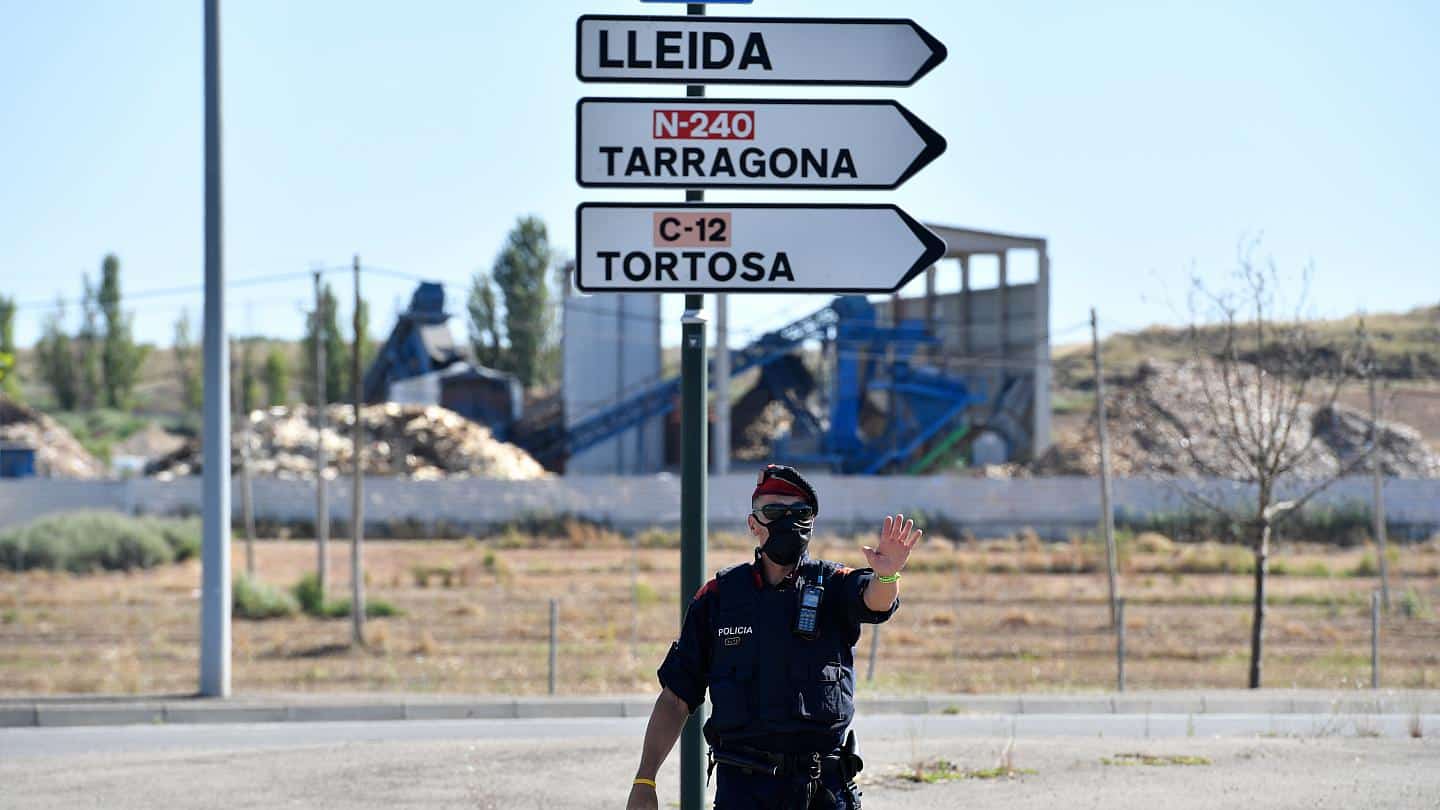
[575,203,947,293]
[577,98,947,190]
[576,16,947,86]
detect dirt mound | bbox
[147,403,548,481]
[111,422,188,461]
[1034,360,1440,479]
[0,397,106,478]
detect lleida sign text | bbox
[575,16,947,86]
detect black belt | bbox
[708,733,862,783]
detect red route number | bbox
[653,109,755,141]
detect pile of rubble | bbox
[147,403,549,481]
[0,397,106,478]
[1033,359,1440,479]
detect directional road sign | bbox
[576,16,947,86]
[575,203,946,293]
[576,98,946,190]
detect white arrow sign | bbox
[576,15,946,86]
[576,98,946,190]
[575,203,947,294]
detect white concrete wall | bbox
[1,475,1436,537]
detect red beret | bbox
[752,464,818,513]
[754,476,807,500]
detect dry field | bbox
[2,531,1438,697]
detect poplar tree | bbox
[173,310,202,413]
[35,300,79,410]
[263,348,290,407]
[77,275,102,408]
[97,254,147,408]
[491,216,556,387]
[302,283,347,407]
[0,295,18,399]
[466,271,503,368]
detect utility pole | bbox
[1091,308,1119,626]
[679,7,708,809]
[312,270,329,601]
[350,254,366,645]
[239,363,255,577]
[1370,373,1390,611]
[199,0,231,698]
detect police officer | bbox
[626,464,921,810]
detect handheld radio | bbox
[794,569,826,640]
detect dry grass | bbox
[1,534,1437,696]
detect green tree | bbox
[263,347,290,407]
[35,300,79,410]
[352,297,374,398]
[491,216,556,387]
[173,310,202,413]
[302,283,347,407]
[466,271,503,368]
[0,294,18,399]
[97,254,148,408]
[240,339,259,414]
[77,275,102,408]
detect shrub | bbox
[1399,588,1434,620]
[1132,532,1175,554]
[233,574,298,620]
[1347,553,1380,578]
[324,597,401,618]
[293,573,326,615]
[0,511,196,573]
[292,572,400,618]
[143,516,202,561]
[636,527,679,549]
[633,580,660,606]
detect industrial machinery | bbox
[517,295,994,474]
[362,283,524,436]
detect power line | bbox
[11,267,347,313]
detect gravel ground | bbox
[2,731,1436,810]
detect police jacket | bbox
[657,554,898,754]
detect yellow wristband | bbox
[876,572,901,583]
[633,778,657,789]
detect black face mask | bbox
[760,515,813,567]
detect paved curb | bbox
[3,692,1437,729]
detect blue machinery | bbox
[517,296,991,474]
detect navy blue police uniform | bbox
[658,551,898,809]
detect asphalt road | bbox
[2,715,1436,809]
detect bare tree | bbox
[1177,241,1366,688]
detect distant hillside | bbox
[1053,303,1440,390]
[1050,303,1440,453]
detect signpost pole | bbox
[199,0,231,698]
[679,7,708,809]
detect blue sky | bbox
[1,0,1436,350]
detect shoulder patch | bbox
[693,579,718,601]
[834,566,855,577]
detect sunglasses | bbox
[751,502,815,522]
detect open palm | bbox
[861,514,922,577]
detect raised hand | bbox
[861,514,922,578]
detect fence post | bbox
[1371,591,1380,690]
[549,598,559,696]
[866,625,880,683]
[1116,597,1127,692]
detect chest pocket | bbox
[707,608,757,732]
[788,640,849,723]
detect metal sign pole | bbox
[199,0,231,698]
[678,6,708,808]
